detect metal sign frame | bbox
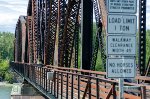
[106,35,136,56]
[107,14,137,35]
[107,0,137,14]
[106,57,136,78]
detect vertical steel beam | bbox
[74,23,79,68]
[139,0,147,76]
[27,16,34,63]
[58,0,67,67]
[81,0,93,70]
[32,0,38,63]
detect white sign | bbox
[108,0,137,13]
[107,36,136,55]
[107,15,137,34]
[107,58,135,78]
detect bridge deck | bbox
[10,62,150,99]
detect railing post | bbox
[42,68,44,88]
[61,72,63,99]
[40,67,42,88]
[71,74,74,99]
[88,75,91,99]
[141,86,146,99]
[112,83,116,99]
[43,68,46,91]
[78,75,80,99]
[96,78,99,99]
[45,69,47,92]
[57,71,59,98]
[66,73,69,99]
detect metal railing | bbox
[10,62,147,99]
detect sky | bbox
[0,0,28,33]
[0,0,149,33]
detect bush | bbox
[0,60,14,83]
[0,60,9,78]
[4,72,13,83]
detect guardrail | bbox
[10,62,147,99]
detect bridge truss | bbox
[12,0,150,98]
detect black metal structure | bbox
[139,0,147,76]
[81,0,93,70]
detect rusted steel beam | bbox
[40,0,46,64]
[44,0,58,65]
[15,19,22,62]
[20,16,27,63]
[36,0,43,64]
[32,0,38,63]
[58,0,67,67]
[27,16,34,63]
[15,21,19,62]
[59,0,81,67]
[98,0,107,31]
[106,86,113,99]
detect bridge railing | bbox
[10,62,148,99]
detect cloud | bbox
[0,0,28,33]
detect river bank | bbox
[0,82,14,87]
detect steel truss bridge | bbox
[11,0,150,98]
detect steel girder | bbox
[32,0,38,63]
[40,0,46,64]
[59,0,81,67]
[44,0,58,65]
[15,21,20,62]
[74,22,79,68]
[16,20,22,62]
[14,16,27,63]
[139,0,147,76]
[58,0,67,66]
[27,16,34,63]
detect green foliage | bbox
[0,32,14,82]
[146,30,150,65]
[4,72,14,83]
[0,60,9,71]
[0,32,14,61]
[0,60,10,80]
[95,51,104,71]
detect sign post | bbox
[119,78,124,99]
[106,0,137,98]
